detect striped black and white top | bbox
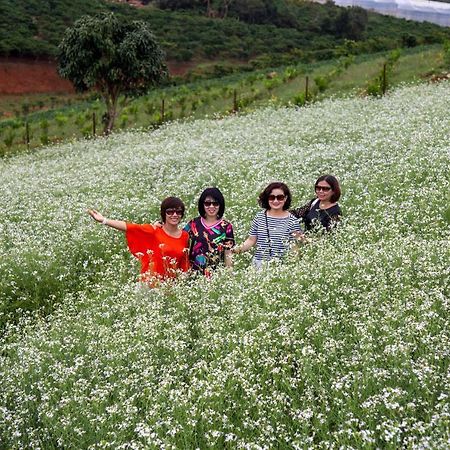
[249,211,302,263]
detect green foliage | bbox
[39,119,49,132]
[402,34,418,48]
[443,40,450,68]
[119,113,129,129]
[1,0,450,66]
[314,75,330,92]
[292,92,307,106]
[263,76,282,91]
[282,66,299,81]
[74,112,86,127]
[55,113,68,128]
[367,49,402,96]
[311,55,356,95]
[3,128,16,148]
[0,45,446,156]
[0,0,106,57]
[81,125,92,137]
[39,133,50,145]
[21,103,30,116]
[336,6,368,40]
[9,119,22,130]
[58,12,167,133]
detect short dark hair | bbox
[160,196,185,223]
[258,182,292,210]
[315,175,341,202]
[198,187,225,219]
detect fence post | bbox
[305,76,309,102]
[382,63,387,95]
[92,112,96,136]
[233,89,238,113]
[26,121,30,149]
[161,99,165,122]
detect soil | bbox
[0,57,74,95]
[0,57,200,95]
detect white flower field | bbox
[0,82,449,449]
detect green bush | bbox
[314,75,330,92]
[3,129,16,148]
[55,114,69,128]
[40,133,50,146]
[443,41,450,69]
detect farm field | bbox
[0,45,447,157]
[0,81,449,448]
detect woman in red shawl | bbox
[88,197,190,284]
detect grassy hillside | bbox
[0,80,449,447]
[0,45,448,156]
[1,0,449,62]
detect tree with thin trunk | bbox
[58,13,167,135]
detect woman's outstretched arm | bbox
[232,236,257,254]
[87,209,127,232]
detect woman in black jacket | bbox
[291,175,342,231]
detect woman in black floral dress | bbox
[184,187,234,276]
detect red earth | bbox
[0,57,74,95]
[0,57,198,95]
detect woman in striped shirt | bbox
[233,182,303,268]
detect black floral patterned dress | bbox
[183,217,234,275]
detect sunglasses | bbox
[166,208,183,216]
[315,185,332,192]
[268,194,286,202]
[204,201,219,207]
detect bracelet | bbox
[101,218,108,225]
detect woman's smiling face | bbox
[315,181,333,202]
[164,208,183,225]
[267,188,286,211]
[203,196,219,219]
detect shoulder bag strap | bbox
[264,211,273,258]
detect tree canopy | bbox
[58,12,167,134]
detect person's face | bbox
[267,188,286,211]
[315,180,333,202]
[165,207,183,226]
[203,196,220,219]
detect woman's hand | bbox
[87,209,105,223]
[293,231,307,242]
[87,209,127,231]
[232,236,257,254]
[292,231,310,245]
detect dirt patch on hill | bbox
[0,57,201,95]
[0,57,74,95]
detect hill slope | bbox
[0,0,449,63]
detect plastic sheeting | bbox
[333,0,450,26]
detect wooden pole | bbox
[26,121,30,149]
[305,76,309,102]
[161,99,165,122]
[382,63,387,95]
[92,112,96,136]
[233,89,237,113]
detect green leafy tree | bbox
[58,13,167,134]
[334,7,368,40]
